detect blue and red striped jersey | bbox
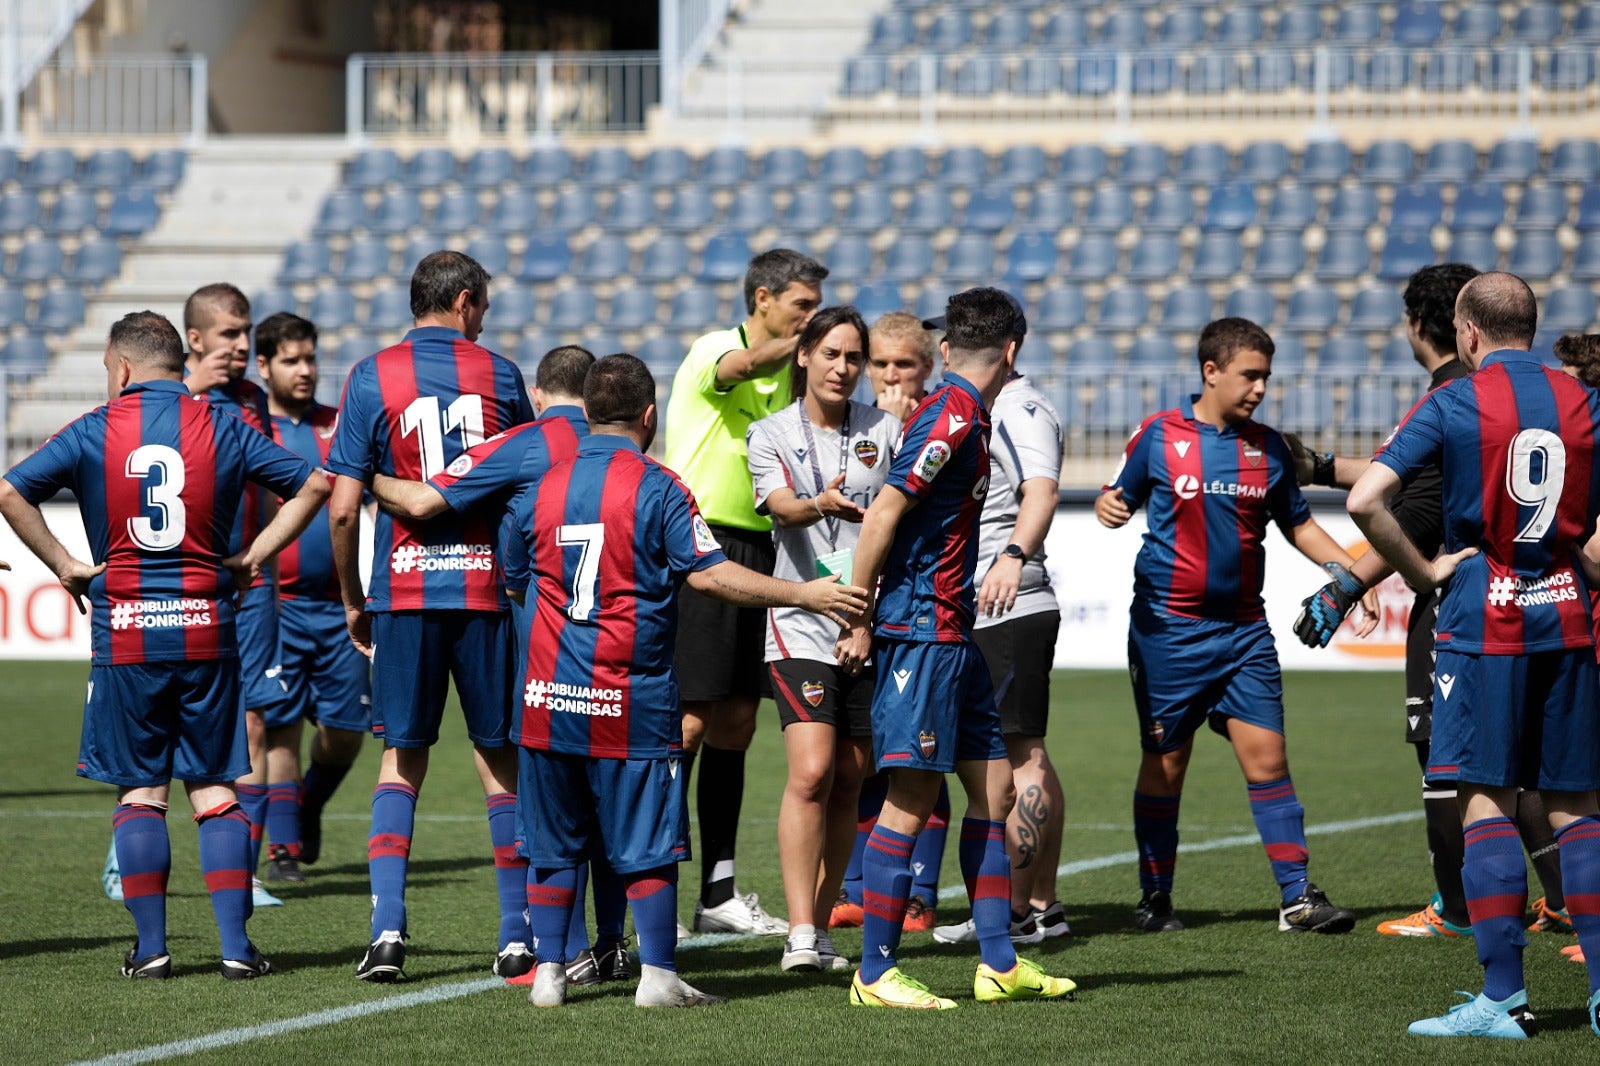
[875,373,991,643]
[503,434,727,759]
[428,405,587,547]
[326,326,534,612]
[1375,349,1600,654]
[1106,395,1311,622]
[271,403,339,602]
[3,379,313,664]
[197,376,275,588]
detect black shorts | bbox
[972,610,1060,738]
[1404,589,1438,746]
[674,524,776,704]
[768,659,875,738]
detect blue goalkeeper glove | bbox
[1293,562,1367,649]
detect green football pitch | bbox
[3,663,1596,1064]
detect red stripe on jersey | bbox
[177,400,220,660]
[519,460,575,751]
[587,453,645,756]
[1234,425,1271,620]
[1166,419,1209,615]
[103,397,146,663]
[453,339,505,436]
[1473,371,1526,650]
[1551,372,1596,646]
[375,342,427,606]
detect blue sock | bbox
[302,759,351,812]
[860,824,915,984]
[1247,777,1310,903]
[1554,815,1600,997]
[960,818,1018,973]
[368,782,417,938]
[266,781,300,857]
[236,782,269,872]
[1462,817,1528,1002]
[593,860,628,943]
[196,804,253,960]
[911,781,950,905]
[1133,791,1180,896]
[846,773,888,905]
[565,862,591,960]
[626,867,679,971]
[486,791,530,950]
[113,804,170,958]
[528,867,577,967]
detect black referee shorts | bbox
[674,524,776,704]
[972,610,1060,738]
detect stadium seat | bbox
[1086,376,1143,431]
[1452,183,1506,230]
[363,286,410,327]
[1417,140,1476,183]
[33,285,84,332]
[937,146,989,188]
[885,236,936,282]
[608,286,658,331]
[1126,334,1179,368]
[865,12,915,53]
[1063,235,1119,281]
[1023,186,1074,230]
[338,237,390,283]
[1275,5,1324,44]
[1004,231,1058,283]
[1246,53,1296,93]
[604,186,655,231]
[1225,286,1277,326]
[656,186,713,233]
[402,233,440,272]
[1237,142,1290,184]
[489,188,543,234]
[106,188,161,237]
[1326,186,1380,230]
[313,191,362,237]
[1348,286,1404,331]
[1254,232,1308,281]
[517,234,572,283]
[1081,186,1134,232]
[1282,286,1341,333]
[430,189,480,235]
[637,236,691,283]
[307,288,357,331]
[44,190,97,236]
[1352,377,1401,429]
[1380,335,1414,365]
[1482,139,1540,183]
[1,335,51,377]
[463,235,509,277]
[1300,140,1352,183]
[1190,232,1245,281]
[635,334,684,378]
[1160,286,1213,333]
[1143,187,1194,232]
[1571,235,1600,281]
[925,9,973,50]
[1059,145,1109,185]
[912,288,947,324]
[1452,2,1500,43]
[1035,286,1088,331]
[723,186,773,232]
[81,147,134,190]
[852,282,903,323]
[525,146,574,185]
[547,287,598,330]
[696,231,750,283]
[1331,3,1381,43]
[841,55,890,97]
[995,145,1047,187]
[640,147,692,187]
[942,234,994,279]
[1042,10,1089,48]
[1486,51,1527,91]
[463,147,516,188]
[139,149,187,192]
[1543,286,1599,332]
[1575,3,1600,40]
[818,147,870,190]
[1157,7,1205,46]
[826,235,874,281]
[1216,8,1265,45]
[1126,236,1181,282]
[368,190,423,235]
[1119,144,1169,185]
[1390,184,1444,230]
[1316,232,1372,281]
[1547,48,1599,91]
[1186,54,1237,95]
[1577,185,1600,231]
[1362,140,1415,183]
[1319,335,1372,370]
[252,287,298,319]
[699,147,749,187]
[1263,185,1318,231]
[1446,229,1499,271]
[344,149,400,190]
[279,239,332,284]
[582,146,634,185]
[759,147,810,186]
[21,149,74,191]
[1098,9,1145,47]
[902,186,954,232]
[1512,3,1563,43]
[1270,335,1308,372]
[781,188,834,231]
[1366,49,1415,92]
[1508,233,1563,276]
[576,236,632,283]
[962,189,1014,234]
[877,146,928,188]
[1515,184,1569,229]
[1201,183,1256,233]
[668,286,722,332]
[69,237,122,284]
[1131,56,1176,94]
[952,56,1005,96]
[1392,1,1444,45]
[406,148,456,187]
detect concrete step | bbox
[115,250,284,289]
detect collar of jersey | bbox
[540,404,585,424]
[937,371,984,408]
[1479,347,1548,369]
[122,379,190,397]
[1178,393,1249,437]
[578,432,640,454]
[403,325,465,343]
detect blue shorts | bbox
[79,660,247,787]
[237,583,288,714]
[517,747,689,874]
[1129,604,1284,753]
[371,610,513,748]
[871,638,1005,774]
[1429,648,1600,791]
[266,598,372,733]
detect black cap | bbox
[921,287,1028,339]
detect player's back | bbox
[273,403,339,602]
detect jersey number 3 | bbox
[1506,428,1566,543]
[126,444,186,551]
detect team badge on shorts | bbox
[1144,721,1166,743]
[918,730,937,758]
[1242,441,1264,467]
[801,680,825,707]
[854,439,880,468]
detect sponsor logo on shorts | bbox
[801,680,825,707]
[109,598,214,630]
[1487,569,1579,609]
[1437,673,1455,701]
[917,730,937,758]
[914,440,951,482]
[692,515,720,554]
[390,542,495,574]
[524,677,623,718]
[445,453,473,477]
[854,440,880,468]
[893,668,912,693]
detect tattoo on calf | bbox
[1014,784,1047,870]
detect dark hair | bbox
[1197,317,1275,370]
[410,250,490,319]
[1554,334,1600,388]
[1457,271,1537,347]
[943,287,1021,356]
[183,282,250,333]
[536,345,594,399]
[789,306,870,402]
[109,311,185,372]
[1403,263,1480,355]
[584,353,656,426]
[255,312,318,361]
[743,248,829,315]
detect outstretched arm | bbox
[685,560,867,629]
[369,472,449,521]
[833,484,916,674]
[225,473,330,591]
[329,474,373,655]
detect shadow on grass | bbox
[927,900,1413,939]
[0,934,127,960]
[0,786,112,800]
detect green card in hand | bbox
[815,549,854,586]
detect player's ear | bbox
[185,326,202,355]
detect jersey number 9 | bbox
[1506,428,1565,544]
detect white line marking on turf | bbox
[69,808,1422,1065]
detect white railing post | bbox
[1515,45,1533,133]
[534,52,554,143]
[660,0,680,118]
[187,53,207,144]
[345,54,365,144]
[1308,47,1335,140]
[919,53,937,142]
[1114,51,1132,130]
[2,0,20,144]
[723,53,743,142]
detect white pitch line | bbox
[68,807,1422,1066]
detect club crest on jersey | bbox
[801,680,825,707]
[692,514,720,554]
[445,454,473,477]
[854,439,880,468]
[914,440,951,481]
[1242,441,1264,467]
[917,730,937,758]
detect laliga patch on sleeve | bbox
[445,454,473,477]
[914,439,952,481]
[692,514,721,554]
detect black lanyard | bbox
[798,400,850,552]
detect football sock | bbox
[698,744,744,907]
[486,792,530,950]
[960,818,1018,973]
[527,866,578,968]
[626,867,679,971]
[265,781,301,858]
[1246,777,1310,904]
[368,782,417,938]
[860,824,915,984]
[236,782,269,873]
[1554,816,1600,996]
[1514,790,1565,910]
[301,758,352,812]
[113,804,170,958]
[565,862,591,959]
[1462,816,1528,1002]
[845,773,889,905]
[1422,779,1470,925]
[196,803,253,960]
[911,780,950,905]
[1133,791,1181,896]
[593,859,628,944]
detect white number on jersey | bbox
[557,523,605,622]
[1505,428,1566,543]
[400,395,487,480]
[125,444,186,551]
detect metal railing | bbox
[0,0,100,140]
[347,52,661,142]
[659,0,736,118]
[17,55,206,141]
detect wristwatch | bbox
[1002,544,1026,561]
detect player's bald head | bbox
[536,346,595,402]
[584,354,655,427]
[183,282,250,335]
[1455,272,1537,349]
[109,311,185,374]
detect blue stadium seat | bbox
[279,239,332,284]
[489,189,543,233]
[517,234,572,283]
[334,336,381,371]
[1571,235,1600,280]
[1452,2,1500,42]
[1246,53,1296,93]
[1201,183,1256,233]
[608,286,659,331]
[640,147,692,187]
[1059,144,1108,185]
[1126,236,1181,282]
[545,187,600,235]
[1270,336,1309,373]
[338,237,390,283]
[937,146,989,187]
[307,288,357,331]
[842,56,890,97]
[893,56,941,96]
[1216,8,1265,45]
[1042,9,1088,47]
[139,149,187,192]
[1575,4,1600,40]
[925,9,973,50]
[1036,286,1088,331]
[1512,3,1563,43]
[1487,50,1529,91]
[1578,185,1600,231]
[985,9,1031,50]
[44,190,97,235]
[1127,334,1179,368]
[1064,235,1119,281]
[1237,142,1290,184]
[781,188,834,231]
[431,189,480,234]
[1,335,51,377]
[865,12,915,53]
[1380,335,1414,364]
[660,187,714,233]
[525,146,574,184]
[1119,144,1169,185]
[942,234,994,279]
[637,236,691,283]
[963,189,1014,233]
[368,189,423,235]
[1017,56,1064,96]
[635,334,685,377]
[463,235,509,277]
[1482,139,1540,182]
[1352,379,1403,432]
[33,285,84,332]
[406,148,456,187]
[818,146,870,189]
[1423,50,1476,92]
[1320,335,1373,371]
[313,191,362,237]
[1547,48,1598,91]
[1362,140,1415,182]
[1004,231,1058,283]
[1282,286,1341,332]
[344,149,400,190]
[547,287,598,330]
[1543,285,1599,332]
[826,235,874,280]
[252,287,298,319]
[604,186,655,231]
[724,186,773,232]
[1255,232,1309,281]
[1023,186,1073,229]
[81,147,134,190]
[1316,232,1371,280]
[1326,186,1380,230]
[1175,143,1229,187]
[1225,286,1277,326]
[1143,186,1193,232]
[1446,229,1499,270]
[69,237,121,284]
[1160,286,1213,333]
[877,146,928,188]
[852,282,903,323]
[1392,1,1444,45]
[668,286,722,332]
[1081,186,1134,232]
[952,56,1005,96]
[1378,229,1436,281]
[1131,55,1176,94]
[1453,183,1506,230]
[1263,185,1318,231]
[1515,184,1569,229]
[576,236,632,283]
[1348,286,1404,331]
[1300,140,1352,182]
[463,147,516,188]
[1157,7,1205,46]
[1190,232,1244,281]
[760,147,811,186]
[913,288,947,323]
[1366,49,1415,92]
[885,236,936,281]
[21,149,74,190]
[699,147,749,187]
[1275,5,1324,44]
[106,188,161,237]
[902,186,954,232]
[697,231,751,283]
[1390,183,1444,230]
[1508,232,1563,276]
[1332,3,1382,43]
[767,233,812,258]
[1417,140,1476,183]
[1098,9,1146,47]
[363,287,410,327]
[582,146,634,185]
[1086,377,1145,431]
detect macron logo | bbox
[893,669,912,693]
[1438,674,1455,701]
[1173,440,1191,458]
[947,413,967,434]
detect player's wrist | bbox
[1311,451,1337,487]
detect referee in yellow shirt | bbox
[665,248,828,936]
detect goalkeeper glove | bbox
[1294,562,1367,648]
